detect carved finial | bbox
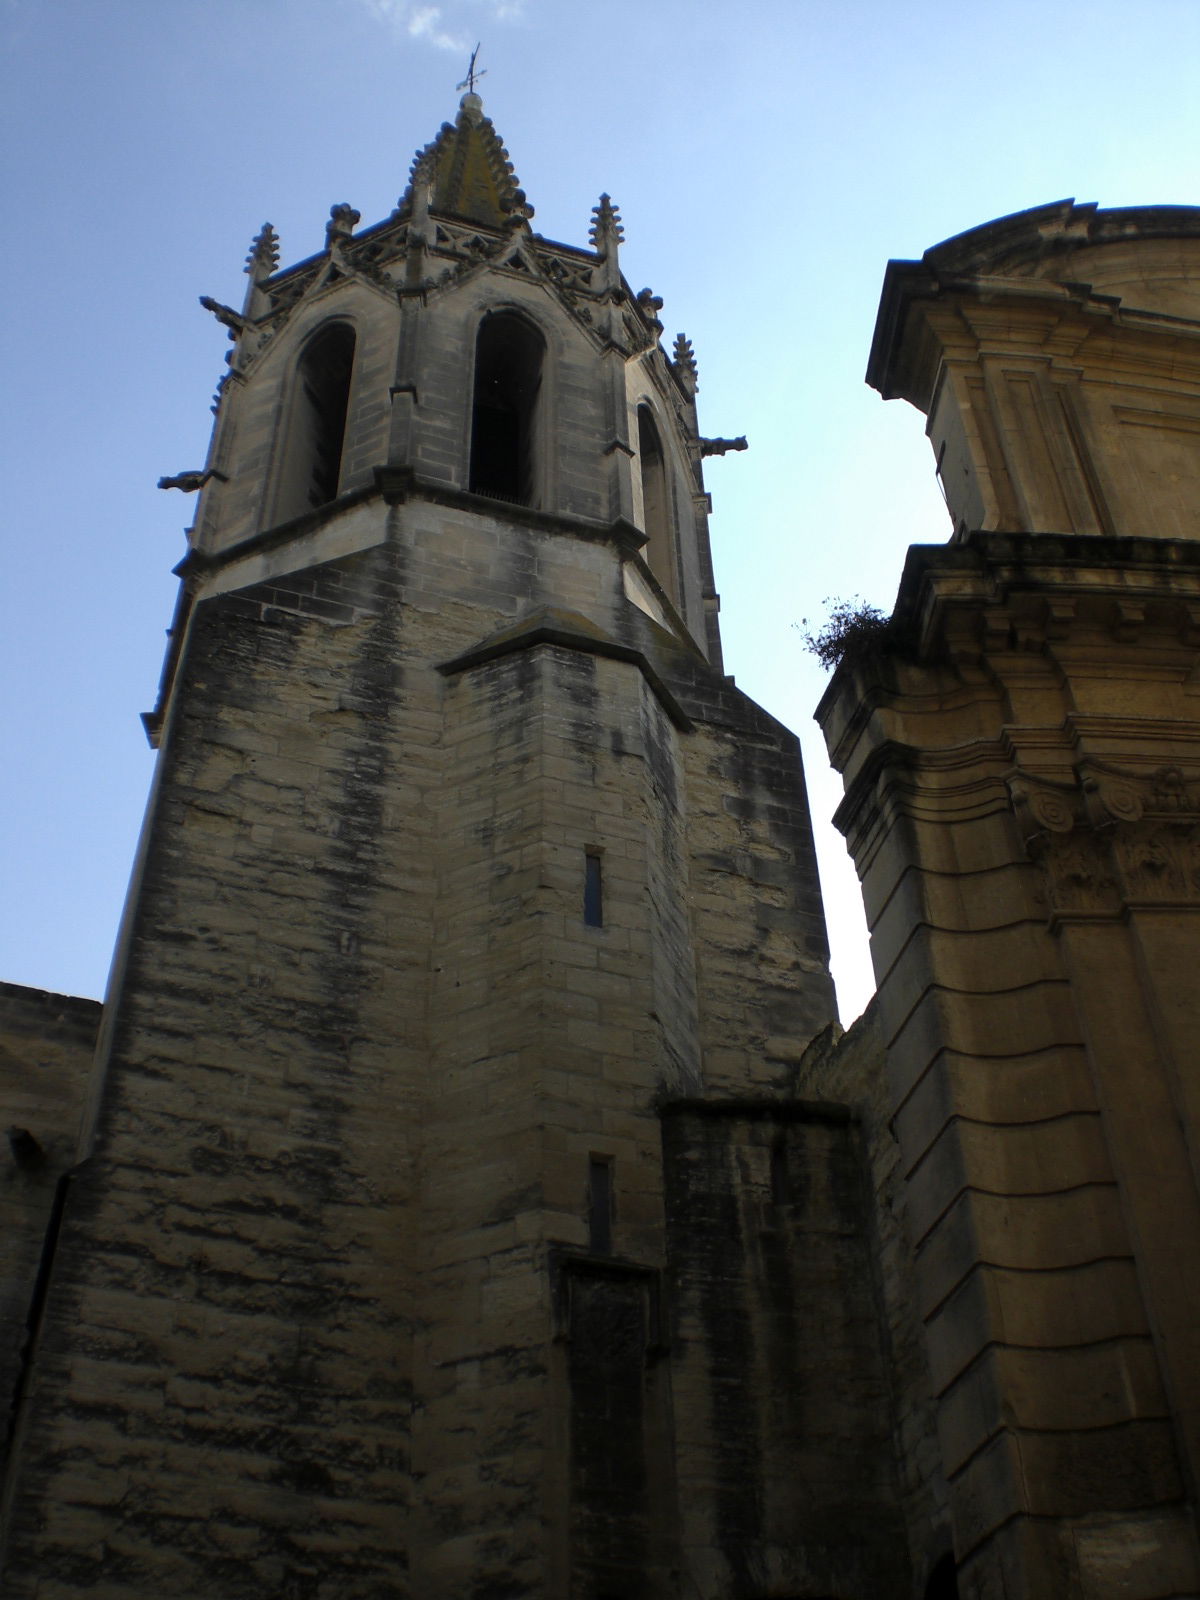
[502,186,535,227]
[326,203,361,249]
[398,147,438,226]
[636,287,664,330]
[412,148,436,191]
[673,333,698,395]
[589,194,624,250]
[244,222,279,280]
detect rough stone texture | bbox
[0,984,100,1470]
[23,127,1200,1600]
[0,115,840,1588]
[661,1097,912,1598]
[793,1009,953,1597]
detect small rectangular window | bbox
[583,851,603,927]
[770,1136,789,1206]
[588,1156,613,1255]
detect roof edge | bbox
[867,198,1200,402]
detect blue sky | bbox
[2,0,1199,1021]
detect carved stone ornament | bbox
[199,295,246,341]
[1043,834,1120,915]
[1009,762,1200,914]
[326,203,361,249]
[588,193,624,250]
[1082,773,1144,829]
[1007,774,1078,846]
[244,222,280,281]
[672,333,698,395]
[1085,761,1199,824]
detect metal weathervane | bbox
[457,44,486,94]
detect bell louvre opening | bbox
[469,311,543,506]
[276,322,356,522]
[636,404,675,601]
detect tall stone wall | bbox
[0,984,99,1471]
[819,533,1200,1600]
[793,1008,952,1596]
[661,1097,912,1598]
[1,487,838,1597]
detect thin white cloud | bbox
[358,0,524,54]
[407,5,467,50]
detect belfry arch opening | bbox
[637,404,676,602]
[276,321,356,523]
[469,311,544,506]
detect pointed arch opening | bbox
[637,404,676,602]
[276,321,356,523]
[469,311,544,507]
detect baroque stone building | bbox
[3,96,1200,1600]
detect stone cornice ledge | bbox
[898,531,1200,620]
[176,471,649,582]
[437,605,693,732]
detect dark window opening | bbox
[584,851,603,928]
[925,1553,960,1600]
[469,311,544,506]
[588,1156,613,1255]
[770,1135,790,1206]
[637,404,676,601]
[276,322,356,523]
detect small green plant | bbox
[799,597,891,669]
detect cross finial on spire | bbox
[456,43,486,95]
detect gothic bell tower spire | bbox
[1,97,855,1600]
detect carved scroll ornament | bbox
[1008,763,1200,914]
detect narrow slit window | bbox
[770,1135,789,1206]
[588,1156,613,1255]
[469,311,544,506]
[583,851,603,927]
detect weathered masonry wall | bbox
[661,1098,911,1598]
[4,549,423,1597]
[820,533,1200,1600]
[0,984,99,1472]
[1,489,837,1598]
[793,1008,952,1597]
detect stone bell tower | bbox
[1,96,908,1599]
[821,202,1200,1599]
